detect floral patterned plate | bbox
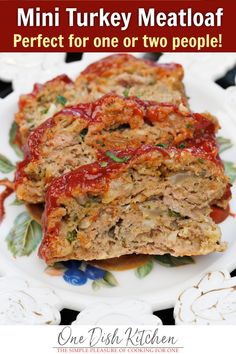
[0,53,236,314]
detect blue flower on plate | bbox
[63,268,87,286]
[85,265,105,280]
[46,260,118,289]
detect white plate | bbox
[0,54,236,313]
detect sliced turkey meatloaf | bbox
[39,144,230,265]
[15,74,77,144]
[15,94,219,204]
[75,54,187,105]
[15,54,187,144]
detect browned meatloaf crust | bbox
[15,54,187,144]
[39,144,229,265]
[15,94,219,204]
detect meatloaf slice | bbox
[75,54,187,105]
[15,94,218,204]
[15,74,77,143]
[39,145,229,265]
[15,54,186,144]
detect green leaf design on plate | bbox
[154,254,194,267]
[6,212,42,257]
[135,260,154,279]
[9,122,23,158]
[92,272,118,291]
[0,154,15,173]
[92,279,109,291]
[103,271,119,286]
[223,161,236,183]
[11,198,24,206]
[217,136,233,154]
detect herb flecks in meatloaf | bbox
[15,54,187,144]
[75,54,187,105]
[39,145,229,265]
[15,74,77,144]
[13,54,231,264]
[15,94,219,204]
